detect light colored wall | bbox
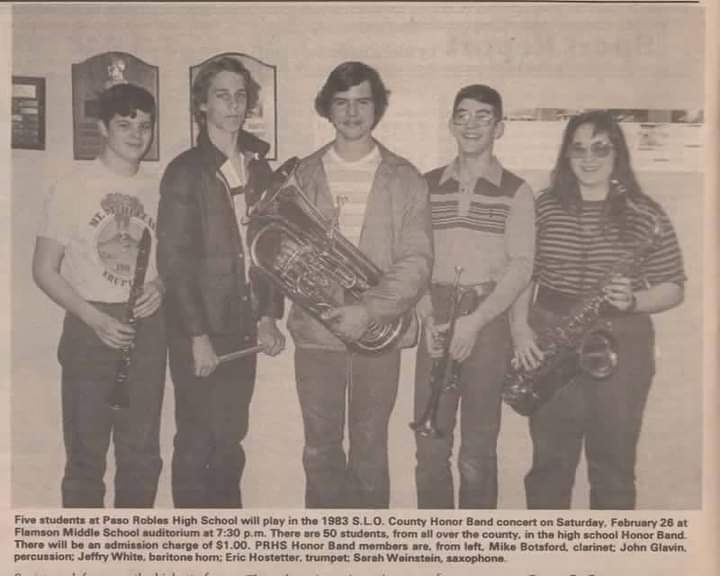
[11,3,705,508]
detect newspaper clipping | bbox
[4,1,717,575]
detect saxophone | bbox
[501,188,663,416]
[249,158,413,353]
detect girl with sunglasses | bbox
[510,110,685,509]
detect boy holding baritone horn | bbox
[288,61,433,508]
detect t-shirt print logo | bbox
[96,193,148,286]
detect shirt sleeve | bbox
[36,181,75,245]
[530,191,551,281]
[505,181,536,277]
[641,203,686,287]
[468,180,535,325]
[156,159,208,337]
[361,165,433,324]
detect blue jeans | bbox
[524,304,655,509]
[294,348,401,508]
[414,309,511,509]
[58,303,166,508]
[169,331,256,508]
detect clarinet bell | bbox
[108,380,129,410]
[108,388,129,410]
[107,354,131,410]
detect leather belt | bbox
[431,280,496,298]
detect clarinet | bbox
[107,228,152,410]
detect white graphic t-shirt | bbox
[38,159,160,303]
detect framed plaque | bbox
[190,52,277,159]
[72,51,159,161]
[12,76,45,150]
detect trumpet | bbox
[411,267,478,438]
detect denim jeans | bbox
[58,303,166,508]
[414,309,511,509]
[168,331,256,508]
[294,347,401,508]
[524,305,655,510]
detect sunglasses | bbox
[568,141,615,159]
[452,109,496,127]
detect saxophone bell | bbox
[578,327,618,379]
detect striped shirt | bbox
[534,191,686,296]
[322,145,382,246]
[427,156,535,285]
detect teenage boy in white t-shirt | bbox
[33,83,166,508]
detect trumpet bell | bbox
[409,415,444,438]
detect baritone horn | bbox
[248,157,413,354]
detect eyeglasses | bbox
[452,110,496,127]
[568,141,615,159]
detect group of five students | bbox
[33,57,685,511]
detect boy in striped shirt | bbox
[414,84,535,508]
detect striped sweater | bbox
[426,157,535,286]
[534,191,686,296]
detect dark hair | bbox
[452,84,503,120]
[97,83,156,126]
[191,56,261,127]
[314,61,390,128]
[549,110,642,222]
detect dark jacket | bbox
[287,140,433,350]
[157,129,283,338]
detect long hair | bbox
[314,61,390,128]
[191,56,261,128]
[549,110,642,224]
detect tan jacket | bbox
[287,141,433,350]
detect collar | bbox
[301,137,404,184]
[323,142,382,165]
[219,158,246,190]
[197,128,270,172]
[308,138,403,167]
[439,155,504,188]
